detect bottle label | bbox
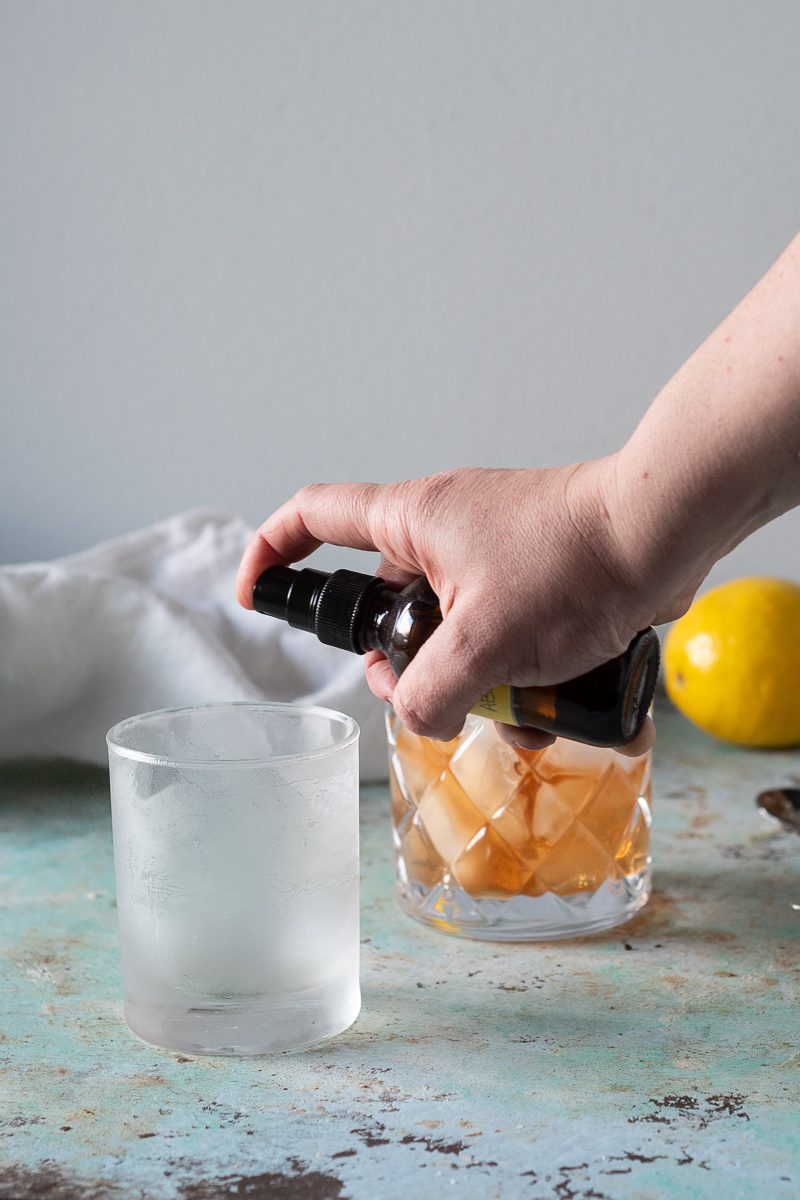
[471,685,517,726]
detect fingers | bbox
[374,555,418,590]
[391,607,495,740]
[364,650,396,704]
[236,482,384,608]
[236,532,290,608]
[385,602,656,755]
[392,613,655,757]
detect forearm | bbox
[612,233,800,599]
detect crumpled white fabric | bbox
[0,510,389,780]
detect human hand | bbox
[237,461,672,754]
[238,236,800,758]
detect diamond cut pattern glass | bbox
[387,710,652,940]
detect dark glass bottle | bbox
[253,566,660,748]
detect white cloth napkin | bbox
[0,510,389,780]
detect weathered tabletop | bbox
[1,703,798,1200]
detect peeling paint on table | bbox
[1,703,798,1200]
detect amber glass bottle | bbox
[253,566,659,748]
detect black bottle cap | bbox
[315,569,386,652]
[253,565,384,653]
[252,566,329,633]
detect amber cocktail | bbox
[387,711,652,940]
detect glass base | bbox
[396,864,651,942]
[123,979,361,1055]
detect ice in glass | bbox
[387,711,652,940]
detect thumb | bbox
[391,605,497,740]
[236,481,384,607]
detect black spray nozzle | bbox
[252,565,384,653]
[252,565,329,632]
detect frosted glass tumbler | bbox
[107,703,360,1055]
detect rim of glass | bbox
[106,701,359,768]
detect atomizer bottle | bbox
[253,566,660,748]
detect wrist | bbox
[609,426,759,620]
[612,233,800,601]
[562,454,660,627]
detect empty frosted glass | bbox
[107,703,360,1054]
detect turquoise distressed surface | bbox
[1,703,798,1200]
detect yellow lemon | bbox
[663,577,800,747]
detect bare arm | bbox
[610,232,800,620]
[238,234,800,746]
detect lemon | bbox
[663,577,800,747]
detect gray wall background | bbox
[3,0,799,588]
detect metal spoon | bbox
[756,787,800,834]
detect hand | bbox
[237,237,800,757]
[237,461,665,754]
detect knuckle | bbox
[445,611,490,676]
[392,692,443,740]
[418,468,461,513]
[370,480,417,559]
[293,482,326,510]
[354,481,381,535]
